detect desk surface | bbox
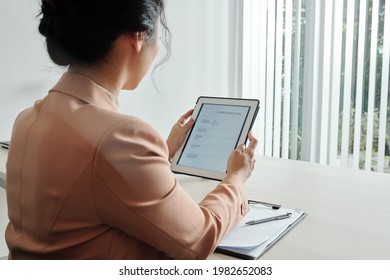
[1,148,390,259]
[178,156,390,260]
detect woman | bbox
[5,0,257,259]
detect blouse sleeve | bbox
[92,118,248,259]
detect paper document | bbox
[216,204,307,259]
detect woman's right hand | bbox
[226,131,258,183]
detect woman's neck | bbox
[69,63,123,96]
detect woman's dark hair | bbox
[38,0,171,67]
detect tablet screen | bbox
[177,103,250,173]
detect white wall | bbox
[0,0,241,141]
[0,1,61,141]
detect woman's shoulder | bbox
[101,110,160,137]
[96,111,167,151]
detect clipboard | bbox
[215,204,307,260]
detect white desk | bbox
[178,156,390,260]
[1,149,390,259]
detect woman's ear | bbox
[130,32,145,52]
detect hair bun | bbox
[38,0,57,37]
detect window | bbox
[242,0,390,173]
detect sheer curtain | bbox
[241,0,390,173]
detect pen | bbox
[245,212,292,226]
[248,199,281,210]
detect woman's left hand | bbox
[166,109,194,160]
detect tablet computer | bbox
[171,96,259,180]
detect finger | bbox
[245,132,258,157]
[182,117,195,131]
[246,131,258,152]
[177,109,194,126]
[180,109,193,121]
[236,143,245,153]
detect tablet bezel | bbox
[170,96,259,181]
